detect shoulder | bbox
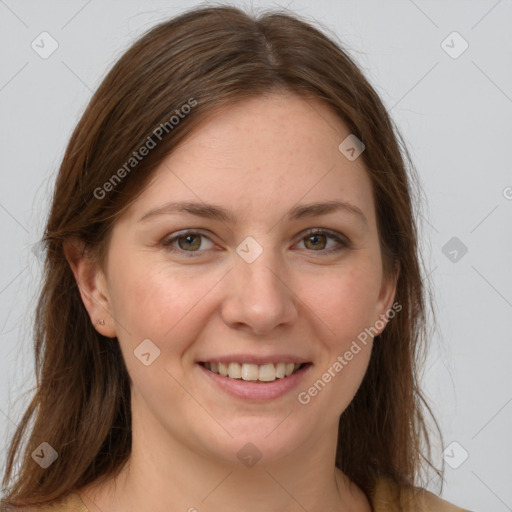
[371,476,474,512]
[6,493,88,512]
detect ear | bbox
[63,238,117,338]
[373,260,400,336]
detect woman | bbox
[1,5,472,511]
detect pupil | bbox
[308,234,325,250]
[179,235,199,250]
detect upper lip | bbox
[198,354,311,365]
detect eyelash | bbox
[160,228,350,258]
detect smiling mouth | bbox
[199,361,310,383]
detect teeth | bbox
[228,362,242,379]
[203,361,304,382]
[258,363,276,382]
[275,362,286,378]
[242,363,259,381]
[218,362,229,377]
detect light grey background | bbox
[1,1,511,510]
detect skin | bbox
[65,92,398,512]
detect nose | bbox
[220,247,299,336]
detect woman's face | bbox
[81,93,397,466]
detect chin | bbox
[193,414,315,467]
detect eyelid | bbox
[161,229,216,257]
[161,227,350,257]
[296,228,351,252]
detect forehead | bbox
[122,92,375,227]
[177,92,353,165]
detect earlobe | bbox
[63,239,117,337]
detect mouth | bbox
[198,361,311,383]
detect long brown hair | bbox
[1,5,443,508]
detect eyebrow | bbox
[137,199,367,225]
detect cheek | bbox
[303,256,381,416]
[107,257,222,361]
[296,329,373,423]
[299,257,383,345]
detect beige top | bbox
[26,476,472,511]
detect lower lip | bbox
[197,363,312,401]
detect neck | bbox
[79,398,371,512]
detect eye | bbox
[161,228,349,258]
[161,230,215,256]
[296,228,349,254]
